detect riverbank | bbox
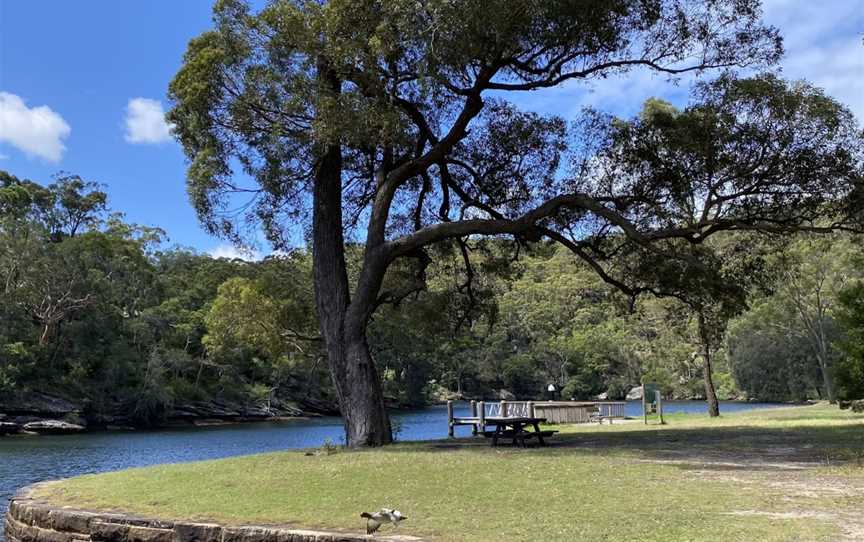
[2,390,800,437]
[15,403,864,541]
[0,391,338,436]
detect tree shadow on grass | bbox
[397,421,864,469]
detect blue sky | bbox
[0,0,862,258]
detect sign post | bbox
[642,382,662,424]
[642,384,647,425]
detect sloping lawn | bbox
[35,404,864,541]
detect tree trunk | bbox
[815,320,837,403]
[815,346,837,403]
[697,312,720,417]
[40,323,52,345]
[326,330,392,446]
[311,63,392,447]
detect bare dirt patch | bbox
[544,419,864,540]
[658,453,864,541]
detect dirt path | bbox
[622,440,864,540]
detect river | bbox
[0,400,786,540]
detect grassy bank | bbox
[34,404,864,541]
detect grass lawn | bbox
[34,403,864,541]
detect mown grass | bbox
[35,403,864,541]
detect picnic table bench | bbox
[481,416,557,447]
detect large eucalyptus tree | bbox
[168,0,862,445]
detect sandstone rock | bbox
[851,400,864,413]
[0,421,21,435]
[625,386,643,401]
[173,522,223,542]
[91,520,130,542]
[497,389,516,400]
[594,392,609,401]
[63,413,87,427]
[22,420,85,434]
[269,398,304,417]
[0,392,82,417]
[239,405,272,418]
[11,415,46,425]
[105,425,136,431]
[126,525,173,542]
[2,390,325,434]
[222,526,280,542]
[192,419,232,427]
[48,510,99,533]
[8,486,427,542]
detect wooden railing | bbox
[495,401,626,423]
[447,400,627,436]
[533,401,626,423]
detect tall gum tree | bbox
[168,0,863,445]
[569,87,863,415]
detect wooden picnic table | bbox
[481,416,556,447]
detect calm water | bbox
[0,400,785,539]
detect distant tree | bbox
[168,0,864,445]
[767,236,861,402]
[836,280,864,400]
[573,85,864,415]
[205,277,286,360]
[727,301,823,401]
[0,171,51,222]
[204,256,323,393]
[0,173,110,242]
[1,170,345,417]
[724,237,862,402]
[42,174,108,240]
[620,238,754,416]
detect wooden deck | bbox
[447,400,627,437]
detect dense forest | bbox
[1,169,862,429]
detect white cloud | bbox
[762,0,864,121]
[209,244,262,261]
[0,92,71,162]
[0,153,8,160]
[504,1,864,122]
[123,98,174,144]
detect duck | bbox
[360,508,407,535]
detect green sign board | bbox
[644,383,661,405]
[642,382,665,424]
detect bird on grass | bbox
[360,508,407,535]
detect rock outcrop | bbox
[0,391,335,437]
[164,398,307,426]
[0,392,83,424]
[0,420,21,435]
[22,420,86,434]
[497,389,516,400]
[0,392,85,435]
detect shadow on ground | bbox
[404,421,864,470]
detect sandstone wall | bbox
[5,485,423,542]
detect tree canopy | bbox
[167,0,863,445]
[2,169,863,431]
